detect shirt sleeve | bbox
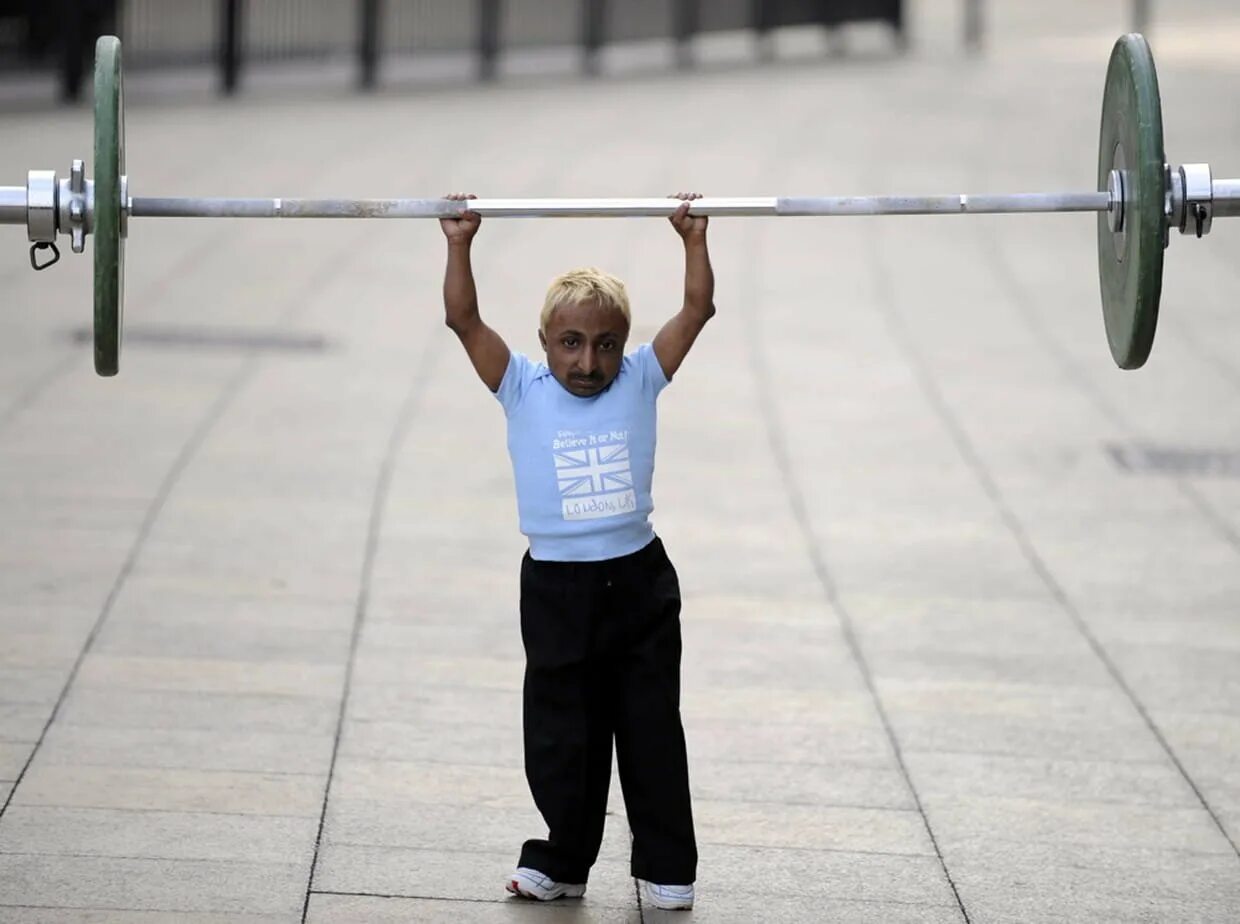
[631,343,671,399]
[495,351,538,416]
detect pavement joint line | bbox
[31,761,325,777]
[0,902,292,917]
[299,328,445,924]
[322,844,520,856]
[310,886,962,910]
[869,204,1240,865]
[323,838,936,861]
[893,746,1186,765]
[68,685,343,702]
[35,760,328,775]
[690,797,919,812]
[739,231,973,923]
[0,223,380,831]
[933,835,1240,862]
[310,889,595,906]
[692,841,938,860]
[0,850,306,867]
[5,804,322,820]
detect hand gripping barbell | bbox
[2,35,1237,376]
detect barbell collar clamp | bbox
[26,170,57,244]
[1173,163,1213,237]
[59,159,94,254]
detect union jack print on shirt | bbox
[554,444,633,497]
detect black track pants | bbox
[517,537,697,885]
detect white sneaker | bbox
[505,867,586,901]
[639,879,695,910]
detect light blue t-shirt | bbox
[495,344,669,562]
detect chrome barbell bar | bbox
[2,169,1238,238]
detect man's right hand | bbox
[439,192,481,244]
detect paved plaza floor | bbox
[2,1,1240,920]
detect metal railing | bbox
[2,0,1159,100]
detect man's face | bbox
[539,299,629,398]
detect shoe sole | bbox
[506,877,585,901]
[640,882,694,910]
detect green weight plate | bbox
[94,35,124,376]
[1097,33,1165,370]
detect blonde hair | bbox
[540,267,631,333]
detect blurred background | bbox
[1,0,1160,101]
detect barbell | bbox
[4,34,1238,377]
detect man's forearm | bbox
[443,242,480,332]
[683,239,716,319]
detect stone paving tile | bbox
[339,718,524,768]
[688,757,911,810]
[0,854,307,916]
[869,647,1114,688]
[329,758,530,810]
[947,853,1240,924]
[876,681,1170,763]
[678,591,835,628]
[90,586,352,631]
[351,653,524,690]
[0,743,31,780]
[0,632,89,672]
[686,718,894,765]
[0,669,69,706]
[307,892,639,923]
[73,654,346,698]
[11,763,325,816]
[322,801,618,858]
[1104,643,1240,714]
[312,845,637,908]
[53,687,341,735]
[0,704,51,742]
[35,725,336,775]
[1087,608,1240,651]
[348,681,522,728]
[0,805,317,864]
[684,644,866,693]
[360,620,527,659]
[693,800,931,855]
[322,745,629,853]
[0,603,101,638]
[903,750,1197,808]
[836,594,1088,655]
[90,614,354,665]
[681,687,884,727]
[113,568,359,607]
[928,796,1235,857]
[696,843,952,906]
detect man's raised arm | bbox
[440,193,511,393]
[653,192,716,381]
